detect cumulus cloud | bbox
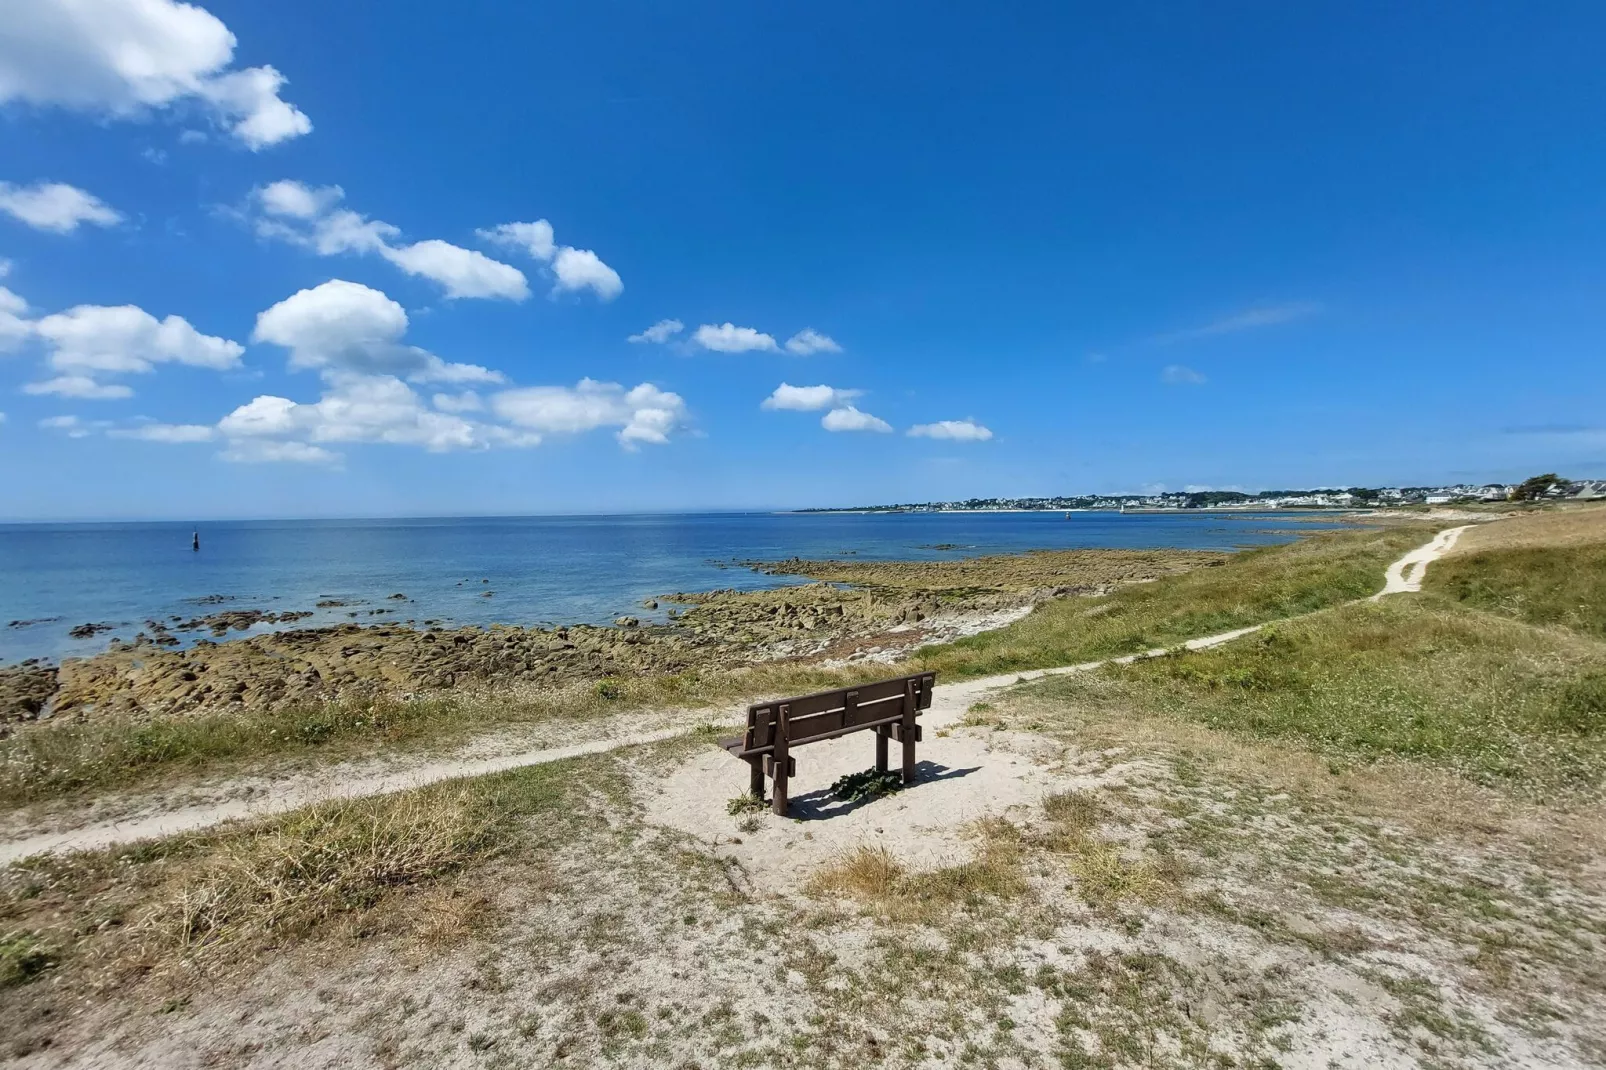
[550,247,622,301]
[378,240,529,301]
[908,419,993,442]
[0,181,121,233]
[256,178,342,220]
[1161,364,1207,385]
[197,281,676,463]
[20,302,242,398]
[477,220,554,261]
[0,282,32,351]
[628,319,684,344]
[252,280,501,384]
[761,382,862,412]
[0,0,311,148]
[478,219,622,302]
[820,406,892,433]
[218,375,492,454]
[693,323,779,353]
[491,379,687,450]
[251,182,528,301]
[784,328,841,355]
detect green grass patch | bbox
[912,526,1429,680]
[0,663,856,807]
[1034,598,1606,797]
[1426,543,1606,640]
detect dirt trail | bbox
[0,531,1455,865]
[1372,524,1469,599]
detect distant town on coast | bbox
[805,474,1606,514]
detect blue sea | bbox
[0,511,1346,665]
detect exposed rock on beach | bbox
[1,547,1223,729]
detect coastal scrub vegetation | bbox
[0,754,602,996]
[0,525,1435,804]
[912,524,1430,679]
[1425,541,1606,639]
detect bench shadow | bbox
[785,760,982,822]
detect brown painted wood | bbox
[724,671,937,814]
[900,679,918,784]
[771,703,791,816]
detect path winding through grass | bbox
[0,527,1464,864]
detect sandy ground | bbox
[1372,525,1469,599]
[6,523,1601,1069]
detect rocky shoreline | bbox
[0,547,1223,730]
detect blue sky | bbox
[2,1,1603,520]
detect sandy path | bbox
[1372,524,1469,600]
[0,532,1455,865]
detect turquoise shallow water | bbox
[0,511,1345,664]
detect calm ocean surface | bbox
[0,511,1346,664]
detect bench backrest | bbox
[740,671,936,755]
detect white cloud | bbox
[550,247,622,301]
[1161,364,1207,385]
[36,304,242,374]
[257,179,342,220]
[252,280,501,384]
[628,319,684,344]
[0,284,31,351]
[19,302,240,398]
[784,328,841,355]
[109,422,214,442]
[761,382,861,412]
[218,376,491,456]
[0,0,311,149]
[378,240,529,302]
[39,413,111,437]
[693,323,779,353]
[477,220,622,301]
[220,438,338,465]
[908,419,993,442]
[195,64,310,149]
[491,379,687,450]
[821,406,892,433]
[0,181,121,233]
[1154,302,1321,344]
[251,183,527,301]
[432,390,482,413]
[24,374,134,399]
[477,220,554,261]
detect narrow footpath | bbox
[0,527,1467,864]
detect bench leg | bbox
[748,756,764,799]
[901,682,917,785]
[773,704,791,816]
[875,726,889,774]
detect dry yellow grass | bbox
[1453,502,1606,554]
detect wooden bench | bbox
[720,671,937,815]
